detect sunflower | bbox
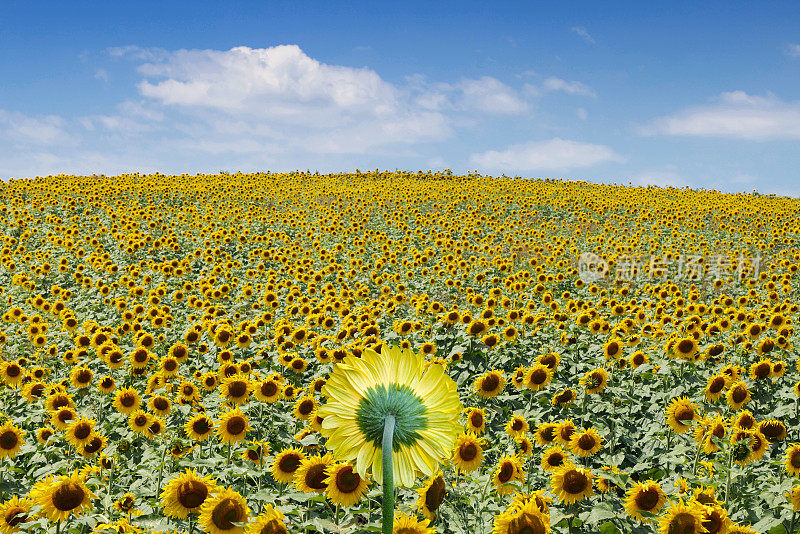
[581,368,609,394]
[624,480,666,521]
[550,464,593,504]
[392,511,435,534]
[270,448,307,483]
[161,469,219,518]
[113,493,137,514]
[0,422,24,459]
[217,407,250,444]
[78,433,107,458]
[65,417,95,448]
[241,441,268,465]
[516,436,534,458]
[505,414,529,438]
[220,376,251,405]
[673,337,698,359]
[494,456,525,496]
[554,419,577,445]
[463,407,487,434]
[784,443,800,476]
[253,378,282,403]
[245,505,288,534]
[474,370,506,399]
[704,375,727,402]
[69,366,93,389]
[789,485,800,511]
[0,362,24,388]
[567,428,603,457]
[97,376,116,394]
[492,498,550,534]
[36,427,55,444]
[551,388,577,409]
[149,395,172,416]
[185,414,215,442]
[324,463,370,507]
[534,423,559,446]
[665,397,700,434]
[524,364,552,392]
[700,505,730,534]
[416,471,446,520]
[603,338,623,360]
[749,359,773,380]
[758,419,787,443]
[29,471,96,522]
[293,396,318,422]
[198,487,250,534]
[731,410,756,431]
[452,433,484,473]
[113,387,142,415]
[0,496,32,534]
[726,381,751,410]
[726,524,760,534]
[658,500,705,534]
[293,453,333,494]
[540,446,568,472]
[126,410,150,435]
[318,345,462,488]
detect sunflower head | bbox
[318,345,461,488]
[198,487,250,534]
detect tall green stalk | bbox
[382,415,396,534]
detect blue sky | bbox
[1,1,799,194]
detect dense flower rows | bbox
[0,171,798,533]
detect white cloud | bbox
[571,26,595,44]
[469,138,623,173]
[410,75,529,114]
[542,77,596,97]
[786,44,800,58]
[0,110,75,146]
[125,45,451,153]
[454,76,529,113]
[576,108,588,120]
[639,91,800,140]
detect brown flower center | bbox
[635,487,660,511]
[226,416,246,436]
[460,443,478,462]
[52,482,86,511]
[278,454,301,474]
[0,430,19,450]
[73,422,91,440]
[481,374,499,392]
[304,464,328,491]
[563,470,589,494]
[335,466,361,493]
[424,476,445,513]
[211,497,244,530]
[177,479,208,510]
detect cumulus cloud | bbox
[542,77,596,97]
[639,91,800,140]
[109,45,452,154]
[469,138,623,173]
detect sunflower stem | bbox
[155,438,169,500]
[789,511,796,534]
[724,446,735,505]
[381,414,396,534]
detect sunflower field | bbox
[1,171,799,534]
